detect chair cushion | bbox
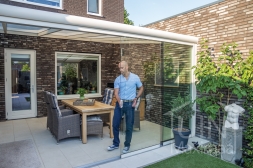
[51,93,62,117]
[102,88,114,105]
[87,115,102,121]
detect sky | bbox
[124,0,221,26]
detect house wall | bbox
[145,0,253,145]
[0,0,124,23]
[0,33,121,119]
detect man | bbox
[108,61,144,153]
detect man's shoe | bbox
[107,145,119,151]
[122,146,130,154]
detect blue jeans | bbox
[113,102,135,147]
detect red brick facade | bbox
[0,0,124,23]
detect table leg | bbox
[82,114,87,143]
[110,110,114,138]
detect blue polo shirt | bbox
[114,72,142,100]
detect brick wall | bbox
[0,0,124,23]
[0,33,121,119]
[146,0,252,58]
[145,0,253,144]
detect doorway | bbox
[5,49,37,119]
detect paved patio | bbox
[0,117,208,168]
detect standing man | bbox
[108,61,144,154]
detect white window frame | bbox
[87,0,102,17]
[55,52,102,100]
[10,0,63,9]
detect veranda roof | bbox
[0,4,198,44]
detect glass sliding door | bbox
[118,39,194,156]
[161,42,193,143]
[119,37,162,156]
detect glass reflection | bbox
[11,54,31,111]
[57,54,99,96]
[27,0,60,7]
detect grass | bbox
[145,150,239,168]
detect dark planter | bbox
[173,128,191,150]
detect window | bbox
[55,52,101,99]
[10,0,62,9]
[87,0,102,16]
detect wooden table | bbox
[61,99,115,144]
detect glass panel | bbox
[57,54,99,96]
[161,42,192,142]
[7,24,48,33]
[27,0,60,7]
[11,54,31,111]
[88,0,99,13]
[119,37,162,154]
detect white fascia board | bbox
[0,4,198,45]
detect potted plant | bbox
[59,85,67,95]
[90,82,97,93]
[166,93,195,150]
[77,88,87,100]
[64,63,77,94]
[64,63,77,81]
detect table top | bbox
[61,99,115,113]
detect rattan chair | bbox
[47,93,81,143]
[43,91,73,134]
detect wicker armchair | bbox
[43,91,73,134]
[47,93,81,143]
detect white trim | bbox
[0,4,198,44]
[190,44,197,137]
[5,49,37,120]
[55,52,102,99]
[10,0,63,10]
[87,0,103,17]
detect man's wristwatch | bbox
[135,96,139,99]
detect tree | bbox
[124,8,134,25]
[21,64,30,71]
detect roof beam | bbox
[38,28,60,36]
[1,22,7,34]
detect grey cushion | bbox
[87,115,102,121]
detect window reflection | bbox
[57,53,99,96]
[27,0,60,7]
